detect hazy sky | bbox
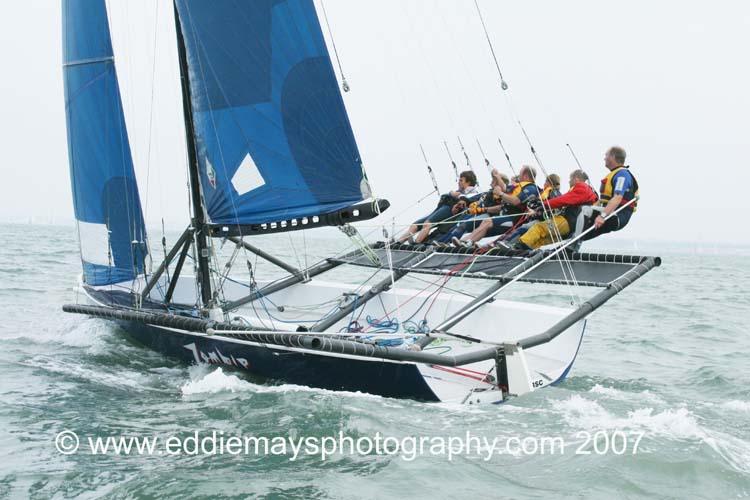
[2,0,749,244]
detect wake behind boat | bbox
[61,0,660,404]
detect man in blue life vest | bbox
[583,146,639,241]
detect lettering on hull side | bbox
[183,342,250,370]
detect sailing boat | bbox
[62,0,660,404]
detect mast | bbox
[172,2,212,309]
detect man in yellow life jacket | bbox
[583,146,639,241]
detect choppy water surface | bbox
[0,224,748,499]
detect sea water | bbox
[0,223,748,499]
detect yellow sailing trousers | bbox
[519,215,571,249]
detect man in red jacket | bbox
[515,169,598,250]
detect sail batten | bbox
[63,0,148,286]
[63,56,115,68]
[174,0,370,226]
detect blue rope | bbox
[365,315,400,333]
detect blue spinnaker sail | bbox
[174,0,371,226]
[63,0,148,286]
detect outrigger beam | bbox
[61,303,503,368]
[142,227,194,300]
[519,255,661,349]
[228,237,302,278]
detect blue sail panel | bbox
[63,0,148,286]
[175,0,370,226]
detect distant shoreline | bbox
[2,220,747,256]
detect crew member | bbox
[452,165,540,247]
[434,172,508,244]
[516,169,598,249]
[399,170,478,244]
[499,173,562,245]
[583,146,639,241]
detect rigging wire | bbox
[339,224,381,266]
[397,2,501,192]
[362,2,580,316]
[397,0,490,176]
[361,242,496,334]
[144,0,165,279]
[468,1,584,303]
[404,273,477,299]
[324,189,436,263]
[287,232,306,272]
[443,140,460,182]
[216,237,242,290]
[517,123,582,301]
[104,0,144,297]
[566,142,584,170]
[475,139,493,174]
[119,2,147,293]
[502,118,583,299]
[564,144,600,216]
[160,218,171,285]
[302,229,309,280]
[397,2,461,131]
[419,144,440,194]
[474,0,508,91]
[320,0,350,92]
[383,228,404,330]
[371,4,442,202]
[457,136,474,173]
[496,137,517,178]
[432,2,517,180]
[142,0,161,225]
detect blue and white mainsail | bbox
[63,0,148,286]
[174,0,371,227]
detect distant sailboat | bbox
[62,0,660,404]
